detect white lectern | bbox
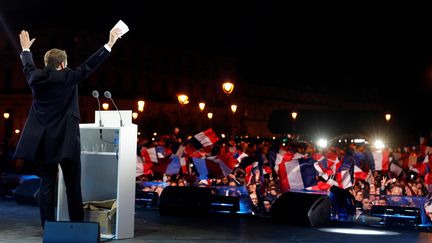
[57,110,137,240]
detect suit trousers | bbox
[38,158,83,227]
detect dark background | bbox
[1,1,432,144]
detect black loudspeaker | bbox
[271,191,331,226]
[208,194,240,214]
[43,221,100,243]
[370,205,421,228]
[158,186,212,215]
[14,178,40,206]
[136,191,159,209]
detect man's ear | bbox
[59,61,66,70]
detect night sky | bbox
[2,1,432,143]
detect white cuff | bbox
[104,44,112,52]
[22,48,30,52]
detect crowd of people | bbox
[135,128,432,221]
[2,127,432,222]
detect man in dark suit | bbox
[14,27,123,228]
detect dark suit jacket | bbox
[14,46,110,164]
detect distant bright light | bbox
[317,138,328,148]
[374,140,385,150]
[132,112,138,119]
[177,94,189,105]
[102,103,109,110]
[14,129,20,134]
[272,136,276,140]
[230,104,237,113]
[221,133,226,138]
[3,113,10,119]
[153,132,157,136]
[318,228,399,236]
[354,138,365,143]
[137,100,145,112]
[199,102,206,111]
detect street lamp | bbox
[230,104,237,136]
[385,113,391,122]
[230,104,237,113]
[132,112,138,120]
[177,94,189,105]
[3,112,10,119]
[207,112,213,128]
[177,94,189,127]
[137,100,145,112]
[291,111,298,136]
[102,103,109,110]
[199,102,206,112]
[222,81,234,95]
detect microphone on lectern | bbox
[92,90,103,139]
[104,91,123,127]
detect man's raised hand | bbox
[19,30,35,50]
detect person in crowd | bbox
[249,193,262,215]
[262,198,272,217]
[361,197,373,213]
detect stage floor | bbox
[0,196,431,243]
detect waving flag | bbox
[151,155,181,175]
[192,155,235,180]
[206,155,235,177]
[180,157,188,174]
[326,150,340,173]
[234,151,248,163]
[314,162,332,181]
[414,154,432,176]
[336,163,354,189]
[165,155,181,175]
[372,149,390,171]
[354,165,367,180]
[389,161,403,176]
[189,128,219,149]
[192,158,210,180]
[275,155,317,192]
[141,147,158,163]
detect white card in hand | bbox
[111,20,129,37]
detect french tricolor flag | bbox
[141,147,158,163]
[275,155,317,192]
[189,128,219,149]
[180,157,188,174]
[150,155,181,175]
[165,155,181,175]
[192,158,209,180]
[338,169,353,189]
[353,165,367,180]
[389,162,403,176]
[234,151,248,163]
[206,156,235,177]
[372,149,390,171]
